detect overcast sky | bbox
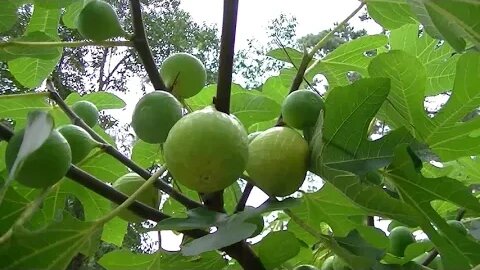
[180,0,383,48]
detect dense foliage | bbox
[0,1,479,270]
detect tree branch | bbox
[46,84,202,210]
[235,177,254,213]
[128,0,167,90]
[214,0,239,113]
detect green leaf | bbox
[157,207,228,231]
[131,140,164,168]
[34,0,75,9]
[65,92,126,110]
[312,78,414,175]
[181,214,257,256]
[386,145,480,269]
[422,157,480,186]
[369,51,480,160]
[0,92,51,128]
[79,149,128,183]
[102,217,128,247]
[185,85,216,111]
[292,183,366,236]
[267,47,304,65]
[255,231,301,270]
[406,1,443,39]
[223,182,242,214]
[0,1,18,33]
[8,7,61,88]
[382,241,434,265]
[248,118,277,133]
[389,24,458,95]
[310,78,420,226]
[230,91,281,129]
[365,0,418,29]
[261,75,290,104]
[0,215,102,270]
[62,0,86,29]
[0,32,62,61]
[424,0,480,52]
[9,111,54,181]
[0,178,33,234]
[307,35,388,88]
[334,230,385,266]
[98,250,227,270]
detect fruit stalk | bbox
[46,84,203,210]
[128,0,167,90]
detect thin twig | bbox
[235,182,253,213]
[128,0,167,90]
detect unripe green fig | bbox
[131,91,183,144]
[160,53,207,99]
[76,0,124,41]
[388,226,415,257]
[446,220,468,236]
[5,129,72,188]
[246,127,309,197]
[57,124,98,164]
[295,264,319,270]
[164,107,248,193]
[111,173,158,222]
[321,256,334,270]
[332,256,351,270]
[281,90,324,130]
[71,101,99,128]
[387,220,407,232]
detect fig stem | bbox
[128,0,167,91]
[0,40,133,48]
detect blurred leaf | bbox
[62,0,86,29]
[267,47,304,64]
[223,182,242,214]
[0,215,101,270]
[157,207,228,231]
[0,32,62,61]
[382,241,434,265]
[334,230,385,266]
[9,111,54,181]
[261,75,290,104]
[254,231,301,270]
[131,140,164,168]
[34,0,75,9]
[65,92,126,110]
[248,118,277,133]
[230,91,280,129]
[8,6,61,88]
[0,1,18,33]
[99,250,227,270]
[0,92,51,128]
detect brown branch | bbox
[128,0,166,90]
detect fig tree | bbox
[246,127,309,197]
[160,53,207,99]
[131,91,183,144]
[388,226,415,257]
[71,100,99,128]
[281,89,324,130]
[57,124,98,164]
[77,0,125,41]
[111,173,158,222]
[164,106,248,193]
[5,129,72,188]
